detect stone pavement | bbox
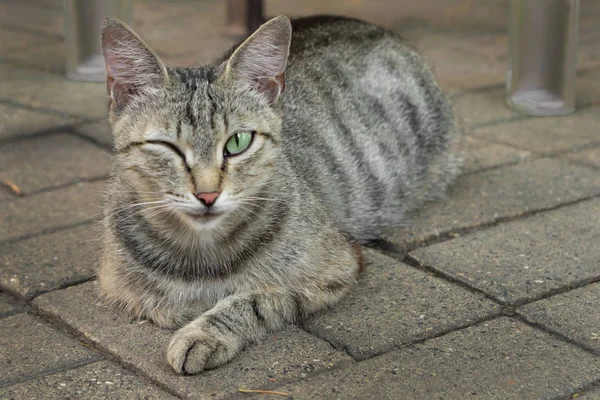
[1,0,600,398]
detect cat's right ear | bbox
[225,16,292,104]
[101,18,169,110]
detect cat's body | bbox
[99,16,460,374]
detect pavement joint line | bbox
[0,309,24,319]
[27,302,193,400]
[0,97,87,120]
[0,357,105,390]
[451,64,600,99]
[515,313,600,361]
[0,127,73,147]
[306,312,502,363]
[550,380,600,400]
[411,237,600,308]
[0,23,64,41]
[466,100,600,136]
[22,175,109,197]
[0,58,62,75]
[9,275,98,303]
[67,129,114,153]
[0,219,98,247]
[459,154,541,177]
[396,190,600,256]
[403,253,502,305]
[543,139,600,159]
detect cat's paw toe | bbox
[167,322,238,374]
[167,330,216,374]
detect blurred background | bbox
[1,0,598,92]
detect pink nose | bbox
[195,191,220,206]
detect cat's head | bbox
[101,16,292,234]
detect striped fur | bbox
[99,15,461,374]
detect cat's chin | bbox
[181,211,224,231]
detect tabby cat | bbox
[99,15,461,374]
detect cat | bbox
[98,15,461,375]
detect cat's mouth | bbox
[184,211,223,222]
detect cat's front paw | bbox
[166,318,240,374]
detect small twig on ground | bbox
[0,174,22,196]
[238,389,289,396]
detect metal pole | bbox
[64,0,133,82]
[506,0,579,116]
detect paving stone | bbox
[519,282,600,353]
[305,248,500,360]
[269,0,509,37]
[34,282,354,399]
[415,32,507,93]
[471,107,600,155]
[579,387,600,400]
[0,360,176,400]
[410,198,600,305]
[383,158,600,249]
[452,88,523,131]
[73,120,114,149]
[0,65,107,119]
[0,291,22,318]
[461,136,532,174]
[0,313,101,387]
[0,133,110,195]
[0,0,63,37]
[260,318,600,400]
[0,104,74,141]
[0,181,104,243]
[452,70,600,131]
[2,38,65,74]
[136,1,236,65]
[0,225,99,300]
[0,27,51,53]
[563,146,600,169]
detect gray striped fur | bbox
[99,15,461,375]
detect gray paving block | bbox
[383,158,600,249]
[564,146,600,169]
[0,180,104,243]
[461,136,532,174]
[452,71,600,131]
[0,360,176,400]
[2,38,65,74]
[260,318,600,400]
[73,120,113,149]
[0,1,63,37]
[471,107,600,155]
[0,27,51,53]
[305,248,500,359]
[519,282,600,353]
[0,65,106,119]
[415,32,506,93]
[0,291,22,318]
[34,282,354,399]
[579,387,600,399]
[0,313,101,387]
[0,225,99,299]
[411,198,600,305]
[452,88,523,130]
[0,133,110,194]
[0,104,74,141]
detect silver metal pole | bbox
[506,0,579,116]
[63,0,133,82]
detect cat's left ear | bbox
[225,16,292,104]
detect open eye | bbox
[224,131,254,156]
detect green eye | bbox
[225,131,254,156]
